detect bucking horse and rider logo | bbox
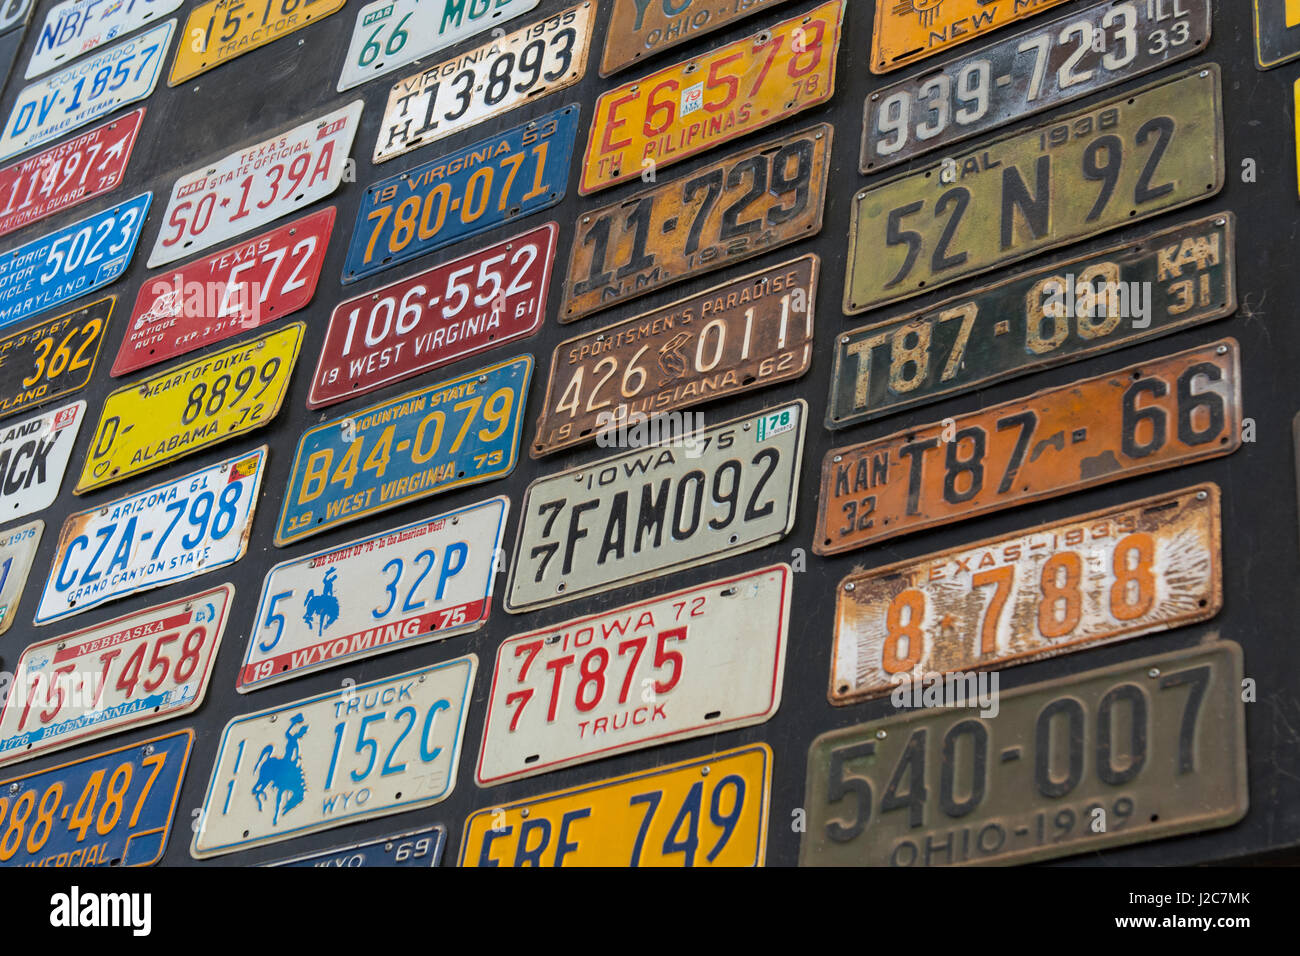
[303,567,340,636]
[252,713,309,826]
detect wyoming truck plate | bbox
[871,0,1069,74]
[599,0,790,77]
[0,296,112,422]
[0,519,41,636]
[267,826,446,867]
[0,401,83,524]
[169,0,346,85]
[26,0,183,78]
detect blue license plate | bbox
[267,826,446,867]
[342,104,578,283]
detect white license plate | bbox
[0,401,84,525]
[0,519,42,636]
[0,0,34,33]
[26,0,184,79]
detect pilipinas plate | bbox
[266,826,445,867]
[26,0,184,78]
[599,0,790,77]
[0,296,112,422]
[871,0,1069,74]
[0,401,83,524]
[169,0,346,85]
[0,519,41,636]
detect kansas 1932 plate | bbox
[534,256,815,457]
[192,655,475,858]
[461,743,771,866]
[872,0,1069,74]
[243,496,508,692]
[267,826,446,867]
[506,401,806,614]
[0,296,112,421]
[27,0,183,78]
[600,0,791,77]
[561,124,831,321]
[0,401,83,523]
[1254,0,1300,69]
[169,0,346,85]
[312,223,554,409]
[816,340,1241,556]
[0,584,232,768]
[845,66,1223,315]
[0,519,41,636]
[829,214,1236,428]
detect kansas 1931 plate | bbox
[0,584,232,768]
[1254,0,1300,69]
[506,401,806,614]
[561,123,831,321]
[600,0,791,77]
[312,223,554,409]
[816,340,1241,556]
[169,0,346,85]
[243,496,508,692]
[192,655,475,858]
[0,401,83,523]
[0,296,112,421]
[267,826,446,867]
[872,0,1068,74]
[0,519,41,636]
[845,66,1223,315]
[27,0,183,78]
[534,256,815,457]
[461,743,771,866]
[829,214,1236,428]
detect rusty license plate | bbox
[872,0,1070,74]
[1254,0,1300,69]
[0,296,111,422]
[600,0,792,76]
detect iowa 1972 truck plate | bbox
[599,0,790,77]
[871,0,1069,74]
[0,296,111,422]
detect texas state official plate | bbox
[169,0,346,85]
[0,519,41,636]
[0,401,83,524]
[26,0,184,78]
[0,296,112,422]
[266,826,446,867]
[599,0,790,76]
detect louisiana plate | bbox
[0,400,83,524]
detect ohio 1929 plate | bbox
[0,296,112,422]
[872,0,1068,74]
[169,0,346,85]
[1254,0,1300,69]
[0,519,41,636]
[600,0,790,77]
[26,0,183,78]
[0,400,83,524]
[266,826,446,867]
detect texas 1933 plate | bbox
[277,356,531,546]
[600,0,791,77]
[580,1,841,195]
[266,826,446,867]
[35,446,265,626]
[0,519,41,636]
[872,0,1069,74]
[506,401,806,614]
[534,256,815,457]
[192,655,476,858]
[829,214,1236,428]
[816,340,1241,556]
[0,296,112,421]
[0,401,83,524]
[27,0,184,78]
[0,584,231,768]
[561,123,831,321]
[1254,0,1300,69]
[845,65,1223,315]
[461,743,771,866]
[169,0,346,85]
[311,223,554,409]
[243,496,508,692]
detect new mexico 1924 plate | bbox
[600,0,791,77]
[0,296,112,422]
[0,400,83,524]
[0,519,41,636]
[170,0,346,85]
[266,825,445,867]
[26,0,183,78]
[871,0,1069,74]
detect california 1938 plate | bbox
[0,296,112,421]
[26,0,184,78]
[1254,0,1300,69]
[169,0,346,85]
[192,655,476,858]
[599,0,791,77]
[0,401,83,524]
[266,825,446,867]
[872,0,1069,74]
[0,519,41,636]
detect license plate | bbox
[829,213,1236,428]
[169,0,346,85]
[116,207,333,377]
[311,222,554,409]
[802,642,1247,866]
[192,655,475,858]
[600,0,791,77]
[0,401,84,524]
[460,743,771,866]
[580,1,842,195]
[0,0,33,32]
[344,104,577,284]
[27,0,184,78]
[0,729,191,867]
[845,66,1223,315]
[533,256,816,457]
[0,519,41,636]
[266,826,446,867]
[0,296,112,422]
[872,0,1069,74]
[243,495,508,692]
[1254,0,1300,69]
[505,401,806,614]
[374,3,594,165]
[0,585,232,768]
[35,446,266,626]
[815,340,1241,556]
[560,124,830,322]
[276,355,531,546]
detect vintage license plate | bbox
[829,214,1236,429]
[0,519,41,636]
[534,256,815,457]
[192,655,476,858]
[169,0,346,85]
[35,447,266,626]
[862,0,1210,173]
[267,826,446,867]
[872,0,1069,74]
[375,3,593,165]
[816,340,1241,556]
[27,0,183,78]
[276,356,531,546]
[344,104,577,284]
[1254,0,1300,69]
[0,0,33,33]
[311,222,554,409]
[461,743,771,866]
[0,296,112,422]
[0,401,84,524]
[0,729,191,867]
[600,0,791,77]
[243,496,508,692]
[506,401,806,614]
[845,66,1223,315]
[580,1,841,195]
[0,585,231,768]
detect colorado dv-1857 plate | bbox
[0,296,112,421]
[169,0,346,85]
[0,401,83,523]
[26,0,183,78]
[599,0,791,77]
[0,519,41,636]
[1254,0,1300,69]
[267,826,446,867]
[872,0,1069,74]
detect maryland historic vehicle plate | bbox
[242,496,508,692]
[1254,0,1300,69]
[35,447,266,626]
[801,641,1247,866]
[276,356,531,547]
[533,256,816,458]
[580,1,841,195]
[311,223,554,409]
[0,729,191,868]
[192,655,476,858]
[828,214,1236,429]
[374,3,593,165]
[871,0,1069,74]
[26,0,183,78]
[0,584,231,768]
[505,401,806,614]
[0,519,41,636]
[0,401,83,524]
[600,0,790,77]
[0,296,112,422]
[344,104,577,284]
[560,123,831,322]
[479,565,789,786]
[862,0,1210,173]
[267,825,446,867]
[116,207,333,376]
[844,66,1223,315]
[169,0,346,85]
[815,340,1241,556]
[461,743,771,866]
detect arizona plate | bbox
[26,0,184,78]
[0,401,83,524]
[0,519,41,636]
[0,296,112,422]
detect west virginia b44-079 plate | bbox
[26,0,184,78]
[0,296,112,422]
[872,0,1069,74]
[0,401,84,524]
[600,0,790,77]
[0,519,41,637]
[170,0,346,85]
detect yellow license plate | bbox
[872,0,1069,74]
[169,0,347,86]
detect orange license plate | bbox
[872,0,1069,74]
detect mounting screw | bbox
[1148,668,1161,679]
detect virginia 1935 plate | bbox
[169,0,346,85]
[0,296,112,421]
[26,0,183,78]
[600,0,791,77]
[1254,0,1300,69]
[871,0,1069,74]
[267,826,446,867]
[0,519,41,636]
[0,400,83,524]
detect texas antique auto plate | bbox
[26,0,184,78]
[1254,0,1300,69]
[0,296,112,422]
[506,401,806,614]
[600,0,791,77]
[0,401,83,524]
[170,0,346,85]
[267,826,446,867]
[0,519,41,637]
[872,0,1069,74]
[816,340,1241,556]
[845,65,1223,315]
[192,655,476,858]
[533,255,816,457]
